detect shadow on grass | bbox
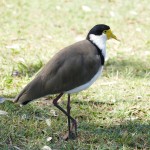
[1,101,149,149]
[105,57,150,78]
[79,120,150,149]
[73,99,115,106]
[73,98,150,149]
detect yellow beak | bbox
[106,29,119,41]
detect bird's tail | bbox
[14,84,31,105]
[14,76,44,105]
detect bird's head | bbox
[86,24,119,41]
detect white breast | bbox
[89,33,107,59]
[66,33,106,94]
[65,66,103,94]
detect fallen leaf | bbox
[6,44,20,50]
[56,6,61,10]
[45,119,51,126]
[129,10,137,16]
[46,137,52,142]
[50,109,58,117]
[109,11,115,17]
[41,145,52,150]
[82,5,91,12]
[0,110,8,115]
[21,114,27,120]
[45,35,52,39]
[13,146,22,150]
[0,98,5,103]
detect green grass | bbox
[0,0,150,149]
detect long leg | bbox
[53,93,77,137]
[67,94,71,135]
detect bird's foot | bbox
[63,120,77,140]
[72,119,77,136]
[63,131,77,140]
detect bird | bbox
[14,24,118,140]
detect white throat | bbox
[89,34,107,59]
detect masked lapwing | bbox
[14,24,118,140]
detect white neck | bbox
[89,34,107,59]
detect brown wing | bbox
[14,40,101,104]
[41,40,101,93]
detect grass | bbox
[0,0,150,149]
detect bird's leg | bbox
[67,94,71,135]
[53,93,77,140]
[67,94,77,136]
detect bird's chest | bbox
[66,65,103,94]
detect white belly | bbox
[65,66,103,94]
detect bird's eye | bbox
[103,30,107,34]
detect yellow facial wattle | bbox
[106,29,119,41]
